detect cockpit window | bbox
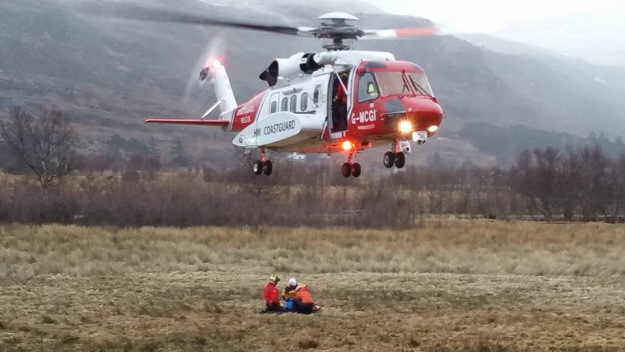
[358,73,379,102]
[374,71,412,97]
[407,72,434,96]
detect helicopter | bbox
[98,5,444,177]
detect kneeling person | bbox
[282,277,307,301]
[292,286,316,314]
[262,274,284,313]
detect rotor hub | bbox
[315,12,365,51]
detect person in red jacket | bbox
[261,274,284,313]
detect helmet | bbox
[270,274,280,284]
[288,277,297,287]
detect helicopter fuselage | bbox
[230,58,443,156]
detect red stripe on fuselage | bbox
[231,91,267,132]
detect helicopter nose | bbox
[406,97,443,136]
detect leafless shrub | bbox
[0,106,77,194]
[1,132,625,225]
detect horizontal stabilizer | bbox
[145,119,230,127]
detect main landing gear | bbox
[383,141,409,169]
[253,149,273,176]
[342,153,361,178]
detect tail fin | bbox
[200,60,237,120]
[145,60,238,129]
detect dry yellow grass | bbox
[1,219,625,351]
[2,219,625,279]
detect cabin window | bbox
[375,71,412,97]
[270,101,277,113]
[358,73,379,102]
[290,95,297,112]
[407,72,434,96]
[301,93,309,111]
[313,84,322,105]
[281,97,288,111]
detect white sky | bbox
[362,0,625,65]
[364,0,623,32]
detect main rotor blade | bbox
[78,2,314,36]
[361,26,441,40]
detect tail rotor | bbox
[182,36,226,116]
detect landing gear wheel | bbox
[341,163,352,177]
[351,163,361,178]
[263,160,273,176]
[383,152,395,168]
[395,152,406,169]
[253,161,263,175]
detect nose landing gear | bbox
[342,153,361,178]
[383,151,395,168]
[383,151,405,169]
[384,141,409,169]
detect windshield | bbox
[374,72,412,97]
[407,72,434,96]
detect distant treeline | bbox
[0,145,623,228]
[460,122,625,166]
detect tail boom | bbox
[145,119,230,127]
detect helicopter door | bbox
[328,70,353,138]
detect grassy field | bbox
[1,219,625,351]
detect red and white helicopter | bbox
[133,9,444,177]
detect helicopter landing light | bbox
[342,140,354,151]
[428,125,439,133]
[399,120,413,134]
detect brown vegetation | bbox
[1,221,625,351]
[1,107,624,228]
[1,142,623,229]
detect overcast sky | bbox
[362,0,625,66]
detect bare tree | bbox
[510,148,562,220]
[578,145,610,220]
[0,106,77,193]
[606,153,625,221]
[559,147,584,220]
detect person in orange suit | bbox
[292,285,322,314]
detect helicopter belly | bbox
[232,112,322,149]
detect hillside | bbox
[1,0,624,168]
